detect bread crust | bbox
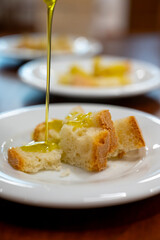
[89,110,118,171]
[32,122,45,141]
[91,130,110,171]
[96,110,118,153]
[128,116,145,148]
[8,148,24,171]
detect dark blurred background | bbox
[0,0,159,38]
[0,0,160,112]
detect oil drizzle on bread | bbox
[65,112,93,130]
[20,141,59,153]
[48,119,63,132]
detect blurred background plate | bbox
[0,33,102,60]
[18,56,160,98]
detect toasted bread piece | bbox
[60,110,118,171]
[109,116,145,158]
[8,146,62,173]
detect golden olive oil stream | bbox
[44,0,57,142]
[20,0,58,153]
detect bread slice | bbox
[108,116,145,158]
[60,110,118,171]
[8,143,62,173]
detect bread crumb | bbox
[60,168,71,177]
[56,166,62,171]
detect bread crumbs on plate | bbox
[60,168,71,177]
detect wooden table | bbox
[0,33,160,240]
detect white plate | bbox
[18,56,160,98]
[0,34,102,60]
[0,103,160,208]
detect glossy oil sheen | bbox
[48,119,63,132]
[21,141,59,153]
[65,112,93,129]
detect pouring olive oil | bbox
[20,0,57,153]
[44,0,57,141]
